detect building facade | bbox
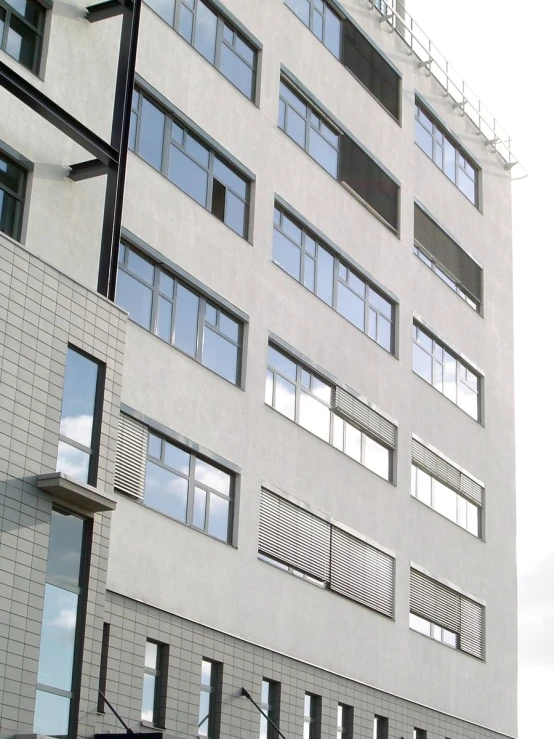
[0,1,518,739]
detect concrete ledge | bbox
[37,472,117,513]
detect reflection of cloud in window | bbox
[57,442,89,482]
[60,414,93,446]
[195,459,230,495]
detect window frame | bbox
[303,693,320,739]
[0,141,32,242]
[260,678,280,739]
[373,715,388,739]
[141,639,167,727]
[337,703,351,739]
[272,203,395,354]
[198,659,219,739]
[0,0,48,74]
[117,240,244,386]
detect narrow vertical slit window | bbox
[373,715,388,739]
[303,694,319,739]
[56,347,103,485]
[198,659,218,738]
[260,679,279,739]
[141,640,165,725]
[337,704,351,739]
[0,149,27,241]
[34,509,88,737]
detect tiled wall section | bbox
[0,233,127,739]
[101,591,513,739]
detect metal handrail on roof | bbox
[369,0,525,178]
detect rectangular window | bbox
[412,323,481,421]
[272,205,394,352]
[337,704,351,739]
[259,489,395,618]
[413,730,427,739]
[373,716,388,739]
[141,640,167,726]
[265,344,395,481]
[284,0,341,58]
[303,694,320,739]
[145,0,257,99]
[34,509,88,737]
[260,679,279,739]
[0,0,45,73]
[130,87,251,238]
[116,242,243,385]
[414,204,482,311]
[199,659,219,738]
[415,102,479,206]
[0,148,27,241]
[97,623,110,713]
[411,438,483,537]
[410,568,485,659]
[56,347,103,486]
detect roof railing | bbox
[369,0,525,177]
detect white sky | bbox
[404,1,554,737]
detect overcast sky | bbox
[404,1,554,736]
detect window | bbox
[97,623,110,713]
[34,509,87,737]
[414,204,482,311]
[411,438,483,537]
[373,716,388,739]
[0,0,45,73]
[145,431,233,542]
[116,242,243,384]
[265,344,395,481]
[279,80,340,177]
[145,0,257,99]
[56,347,103,485]
[412,324,481,420]
[141,640,167,726]
[0,149,26,240]
[409,568,485,659]
[273,205,394,352]
[337,704,351,739]
[130,87,251,238]
[198,659,219,738]
[303,694,319,739]
[284,0,341,57]
[259,489,395,618]
[413,730,427,739]
[415,102,478,205]
[260,679,279,739]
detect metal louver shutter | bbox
[410,569,461,633]
[114,414,148,499]
[412,439,484,507]
[342,20,400,121]
[259,490,331,582]
[460,597,485,660]
[414,204,482,305]
[333,387,396,448]
[330,528,394,617]
[340,136,399,231]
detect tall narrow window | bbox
[337,704,351,739]
[34,509,87,737]
[303,694,319,739]
[141,640,166,725]
[0,0,45,73]
[97,623,110,713]
[0,149,27,241]
[373,716,388,739]
[56,347,103,485]
[260,679,279,739]
[199,659,218,738]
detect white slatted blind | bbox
[330,528,395,618]
[412,439,483,507]
[332,387,396,448]
[259,490,331,582]
[410,569,485,659]
[114,414,148,499]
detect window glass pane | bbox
[148,434,162,459]
[308,129,338,176]
[433,479,458,522]
[377,315,392,352]
[60,349,98,448]
[137,98,165,170]
[268,347,297,381]
[444,139,456,181]
[363,435,390,480]
[285,106,307,148]
[273,230,301,280]
[415,468,431,505]
[304,256,315,291]
[145,641,159,669]
[47,510,84,586]
[37,584,78,691]
[164,442,190,475]
[369,288,392,319]
[413,343,432,382]
[443,353,457,402]
[467,502,479,536]
[208,494,230,541]
[315,245,334,305]
[443,629,457,648]
[174,284,199,356]
[147,0,175,24]
[128,249,155,284]
[415,120,433,158]
[224,189,247,237]
[33,690,71,736]
[409,612,431,636]
[280,83,307,115]
[168,146,209,206]
[458,168,476,203]
[324,6,341,57]
[304,694,312,716]
[193,486,207,529]
[194,0,217,63]
[160,271,174,298]
[195,459,231,495]
[344,422,361,461]
[156,296,172,342]
[6,15,38,70]
[332,415,343,450]
[56,440,90,484]
[141,672,156,722]
[285,0,310,25]
[219,313,239,342]
[220,43,254,98]
[185,133,210,167]
[145,461,188,521]
[299,392,330,441]
[0,189,19,239]
[458,381,478,420]
[213,158,247,198]
[203,327,239,383]
[274,375,296,420]
[6,0,41,24]
[198,690,211,736]
[265,370,274,405]
[205,303,217,325]
[337,282,364,331]
[116,270,153,329]
[178,2,193,41]
[0,155,24,193]
[311,377,331,404]
[201,660,212,686]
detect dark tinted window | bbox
[0,151,26,241]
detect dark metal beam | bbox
[69,158,110,181]
[0,61,118,167]
[86,0,134,23]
